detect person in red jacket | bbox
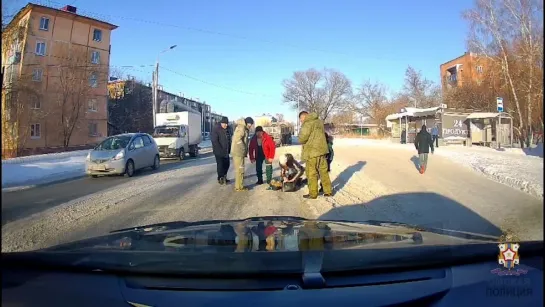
[249,126,276,185]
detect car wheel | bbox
[178,148,185,161]
[125,160,135,177]
[151,155,160,170]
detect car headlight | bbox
[168,142,176,149]
[86,152,91,161]
[112,150,124,160]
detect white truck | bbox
[153,111,202,160]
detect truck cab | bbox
[154,112,201,160]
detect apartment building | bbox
[2,3,117,157]
[439,52,489,92]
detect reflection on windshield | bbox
[95,136,131,151]
[154,126,179,137]
[151,221,418,253]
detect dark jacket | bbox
[414,125,434,154]
[211,123,230,157]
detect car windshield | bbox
[95,136,132,150]
[154,126,179,137]
[1,0,542,279]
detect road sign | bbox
[497,97,504,112]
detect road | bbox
[2,144,542,252]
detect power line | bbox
[160,66,275,98]
[38,0,355,58]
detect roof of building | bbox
[5,3,118,31]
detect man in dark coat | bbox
[211,116,231,185]
[414,124,434,174]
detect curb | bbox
[2,174,87,193]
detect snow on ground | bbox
[333,138,543,199]
[2,156,87,190]
[2,140,214,191]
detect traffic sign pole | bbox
[497,97,503,148]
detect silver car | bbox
[86,133,160,178]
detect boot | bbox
[256,179,264,185]
[420,166,424,174]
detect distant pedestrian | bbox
[231,117,254,191]
[431,124,439,148]
[298,111,333,199]
[325,133,334,172]
[414,124,434,174]
[211,116,231,185]
[401,129,407,144]
[249,126,276,185]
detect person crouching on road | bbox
[278,153,305,192]
[211,116,231,185]
[249,126,276,185]
[231,117,254,191]
[414,124,434,174]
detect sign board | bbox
[441,114,469,139]
[497,97,504,112]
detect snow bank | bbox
[199,140,212,149]
[2,156,87,189]
[2,149,90,165]
[435,148,543,199]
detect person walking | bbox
[414,124,434,174]
[211,116,231,185]
[298,111,333,199]
[249,126,275,186]
[431,124,439,148]
[231,117,254,191]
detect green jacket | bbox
[298,113,329,161]
[231,118,249,157]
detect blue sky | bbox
[10,0,474,122]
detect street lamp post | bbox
[152,45,177,128]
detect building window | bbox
[476,65,483,74]
[30,123,41,138]
[35,41,46,56]
[89,72,98,88]
[39,17,50,30]
[31,96,41,109]
[88,98,97,112]
[88,122,98,136]
[93,29,102,42]
[32,68,43,81]
[91,51,100,64]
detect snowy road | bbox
[2,143,542,252]
[1,147,311,252]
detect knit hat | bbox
[244,117,254,125]
[220,116,229,124]
[255,126,263,133]
[279,154,288,166]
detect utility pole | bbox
[153,45,177,129]
[296,96,300,134]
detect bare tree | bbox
[53,46,108,148]
[463,0,543,147]
[403,66,442,108]
[282,68,353,121]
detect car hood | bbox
[89,149,123,160]
[43,216,500,252]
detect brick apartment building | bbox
[1,3,117,157]
[439,52,490,92]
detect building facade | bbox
[107,79,223,135]
[439,52,489,92]
[2,3,117,157]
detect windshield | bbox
[95,136,132,150]
[154,126,179,137]
[1,0,542,280]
